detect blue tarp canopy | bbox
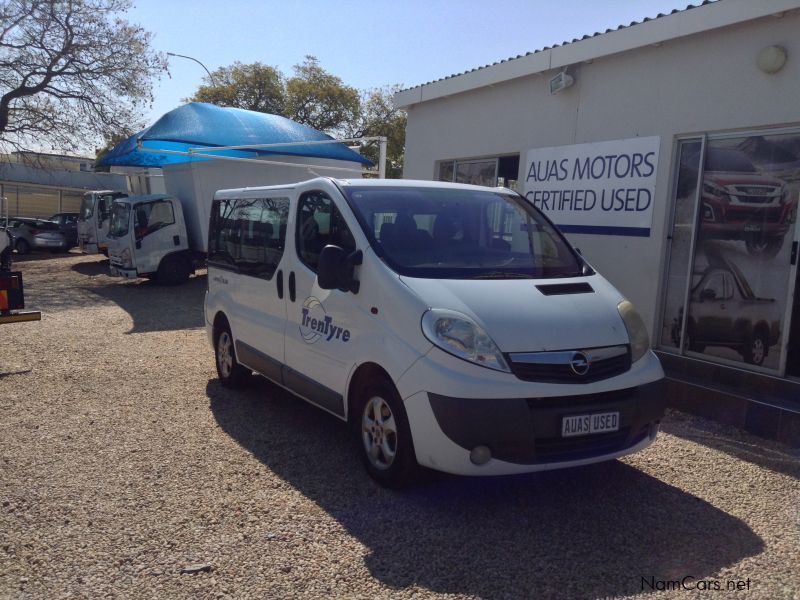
[98,102,372,168]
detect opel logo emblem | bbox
[569,351,591,376]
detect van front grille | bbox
[507,345,631,384]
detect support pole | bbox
[379,137,388,179]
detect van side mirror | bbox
[318,245,362,294]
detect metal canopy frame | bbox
[136,136,388,178]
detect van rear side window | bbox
[209,197,289,279]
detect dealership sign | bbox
[522,136,661,237]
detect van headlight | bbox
[617,300,649,363]
[421,309,510,372]
[120,247,132,268]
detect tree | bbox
[189,62,285,115]
[346,86,406,179]
[284,56,360,136]
[0,0,166,156]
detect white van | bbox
[204,178,665,486]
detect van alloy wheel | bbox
[217,331,234,378]
[354,378,418,487]
[362,396,398,470]
[214,320,250,388]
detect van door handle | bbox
[277,270,283,299]
[288,271,296,302]
[791,241,798,266]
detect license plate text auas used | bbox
[562,412,619,437]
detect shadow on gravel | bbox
[85,275,207,334]
[208,377,764,599]
[71,258,110,276]
[661,416,800,480]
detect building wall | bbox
[0,158,129,219]
[402,10,800,336]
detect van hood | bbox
[399,275,630,353]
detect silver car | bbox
[7,217,69,254]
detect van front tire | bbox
[355,377,418,488]
[214,321,250,388]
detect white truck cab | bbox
[77,190,128,255]
[107,194,199,284]
[204,178,666,486]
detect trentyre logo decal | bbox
[300,296,351,344]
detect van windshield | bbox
[108,202,130,237]
[342,186,586,279]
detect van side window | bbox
[296,191,355,272]
[133,200,175,241]
[209,197,289,279]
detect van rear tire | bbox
[214,320,251,389]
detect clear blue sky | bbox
[127,0,700,125]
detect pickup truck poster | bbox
[521,136,661,237]
[663,131,799,371]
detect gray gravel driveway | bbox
[1,253,798,599]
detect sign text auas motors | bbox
[522,136,661,237]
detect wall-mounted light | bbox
[757,45,787,74]
[549,70,574,95]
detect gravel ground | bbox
[1,252,798,600]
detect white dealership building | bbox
[395,0,800,445]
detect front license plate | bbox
[744,224,762,232]
[562,412,620,438]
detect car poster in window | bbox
[664,131,800,372]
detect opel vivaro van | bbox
[204,178,665,486]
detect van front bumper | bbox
[398,349,665,476]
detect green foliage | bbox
[284,56,360,136]
[347,86,407,179]
[190,62,285,115]
[0,0,167,154]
